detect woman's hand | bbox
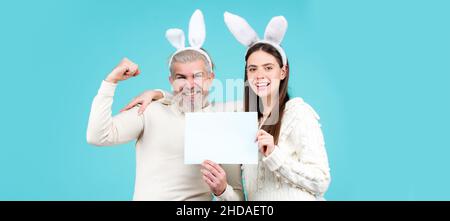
[120,90,164,115]
[105,57,140,84]
[201,160,228,196]
[256,129,275,157]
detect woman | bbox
[122,12,331,201]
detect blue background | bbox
[0,0,449,200]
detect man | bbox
[86,10,243,201]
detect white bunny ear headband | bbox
[166,9,212,73]
[224,11,288,65]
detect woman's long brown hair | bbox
[244,43,290,144]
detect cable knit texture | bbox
[242,97,331,201]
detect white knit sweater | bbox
[213,97,331,201]
[241,98,331,201]
[154,91,331,201]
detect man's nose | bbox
[187,77,196,87]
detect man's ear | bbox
[169,75,174,84]
[280,66,287,80]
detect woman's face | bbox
[246,50,286,98]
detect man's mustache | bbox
[175,85,203,96]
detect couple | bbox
[87,9,330,201]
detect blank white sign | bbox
[184,112,258,164]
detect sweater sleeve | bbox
[262,100,331,197]
[214,164,244,201]
[86,81,145,146]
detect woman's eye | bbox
[265,66,273,71]
[249,68,256,72]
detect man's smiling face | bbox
[169,59,215,112]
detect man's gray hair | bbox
[169,49,213,76]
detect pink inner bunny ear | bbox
[224,11,259,47]
[166,28,185,50]
[264,16,288,45]
[188,9,206,48]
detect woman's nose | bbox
[256,72,265,79]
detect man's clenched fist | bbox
[105,58,141,84]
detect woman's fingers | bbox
[257,134,272,142]
[256,130,262,139]
[258,137,271,148]
[137,101,149,115]
[259,140,272,149]
[258,139,269,147]
[259,137,273,145]
[256,129,270,141]
[259,129,269,135]
[120,98,142,112]
[258,135,275,156]
[121,90,159,114]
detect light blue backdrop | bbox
[0,0,449,200]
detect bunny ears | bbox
[166,9,212,70]
[224,11,288,65]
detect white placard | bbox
[184,112,258,164]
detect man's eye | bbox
[176,76,186,79]
[249,68,256,72]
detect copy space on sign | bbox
[184,112,258,164]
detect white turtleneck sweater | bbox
[86,81,244,201]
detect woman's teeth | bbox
[256,82,270,89]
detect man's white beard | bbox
[172,87,209,113]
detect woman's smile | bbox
[254,80,271,92]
